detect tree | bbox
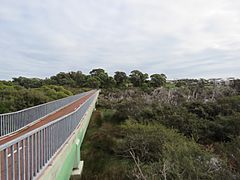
[90,68,109,88]
[90,68,106,76]
[68,71,87,87]
[49,72,75,86]
[105,76,116,89]
[114,71,128,87]
[12,77,43,88]
[129,70,148,87]
[150,74,167,87]
[85,76,101,88]
[117,122,232,180]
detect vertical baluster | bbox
[40,132,42,168]
[34,133,37,176]
[33,134,37,176]
[26,137,29,180]
[17,142,20,180]
[6,115,9,135]
[31,135,34,178]
[37,132,40,173]
[0,115,2,136]
[44,128,47,164]
[22,139,26,180]
[42,129,45,166]
[4,148,8,180]
[9,115,12,134]
[10,145,15,180]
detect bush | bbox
[115,121,236,180]
[216,137,240,175]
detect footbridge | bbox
[0,90,100,180]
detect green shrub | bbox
[116,121,236,180]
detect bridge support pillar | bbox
[73,139,81,168]
[70,161,84,180]
[70,137,84,180]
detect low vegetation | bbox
[81,88,240,179]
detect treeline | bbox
[9,69,167,89]
[1,68,239,116]
[8,68,240,92]
[0,68,167,113]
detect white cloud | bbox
[0,0,240,79]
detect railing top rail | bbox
[0,90,93,116]
[0,90,99,151]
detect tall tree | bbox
[129,70,148,87]
[89,68,110,88]
[50,72,75,86]
[68,71,87,87]
[85,76,101,88]
[114,71,128,87]
[150,74,167,87]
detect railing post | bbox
[73,139,80,169]
[70,139,84,180]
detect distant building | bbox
[208,77,236,86]
[208,78,224,86]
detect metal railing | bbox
[0,91,98,180]
[0,91,93,137]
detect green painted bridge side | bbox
[39,91,99,180]
[56,102,94,180]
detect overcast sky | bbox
[0,0,240,80]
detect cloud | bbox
[0,0,240,79]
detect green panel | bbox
[56,142,77,180]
